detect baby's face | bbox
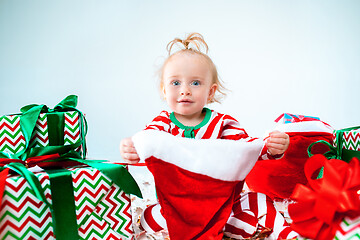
[162,52,217,120]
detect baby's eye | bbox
[191,80,200,86]
[171,80,180,86]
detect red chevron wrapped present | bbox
[0,165,137,240]
[0,95,87,160]
[0,111,85,153]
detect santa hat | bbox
[132,130,264,240]
[246,120,334,199]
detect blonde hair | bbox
[159,32,227,104]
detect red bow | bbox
[0,154,60,167]
[0,154,85,169]
[0,153,85,208]
[288,155,360,240]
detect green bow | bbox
[307,126,360,179]
[0,95,87,160]
[308,126,360,163]
[308,140,340,159]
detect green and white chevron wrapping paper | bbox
[0,115,26,155]
[0,166,133,240]
[0,111,84,156]
[334,129,360,152]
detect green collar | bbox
[169,108,212,138]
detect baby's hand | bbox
[265,130,290,156]
[120,137,140,164]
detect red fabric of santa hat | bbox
[132,130,264,240]
[246,120,334,199]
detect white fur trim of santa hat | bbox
[132,130,264,182]
[274,121,333,133]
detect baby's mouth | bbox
[178,99,193,104]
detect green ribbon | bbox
[47,112,65,146]
[0,162,50,207]
[45,168,78,240]
[14,105,45,159]
[308,140,339,160]
[27,143,82,159]
[68,158,142,198]
[308,127,360,163]
[307,126,360,179]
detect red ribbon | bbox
[288,155,360,239]
[116,162,147,167]
[0,153,85,169]
[0,154,60,167]
[0,153,82,209]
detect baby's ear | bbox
[161,87,166,99]
[208,84,218,102]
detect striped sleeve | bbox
[220,115,252,141]
[144,111,171,133]
[220,114,277,160]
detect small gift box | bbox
[0,158,142,240]
[0,95,87,160]
[274,113,320,124]
[333,126,360,163]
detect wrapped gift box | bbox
[0,95,86,160]
[0,165,136,240]
[333,126,360,162]
[0,111,84,156]
[334,128,360,151]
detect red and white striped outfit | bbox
[141,108,297,239]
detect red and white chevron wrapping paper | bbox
[0,111,84,157]
[334,128,360,152]
[0,166,133,240]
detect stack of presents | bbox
[0,97,359,240]
[0,95,141,240]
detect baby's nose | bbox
[180,87,191,95]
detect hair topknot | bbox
[166,32,209,55]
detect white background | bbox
[1,1,359,161]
